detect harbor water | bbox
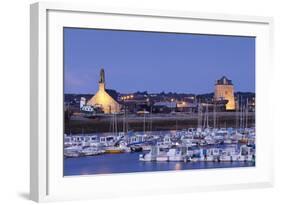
[64,152,255,176]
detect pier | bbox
[65,112,255,134]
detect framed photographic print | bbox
[30,2,274,202]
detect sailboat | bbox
[105,113,126,154]
[139,146,158,161]
[166,147,187,161]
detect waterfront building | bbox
[87,68,121,114]
[153,101,177,113]
[214,76,235,110]
[176,101,197,113]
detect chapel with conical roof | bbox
[87,68,120,114]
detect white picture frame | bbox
[30,2,274,202]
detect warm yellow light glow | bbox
[175,163,182,170]
[87,82,120,114]
[214,84,235,110]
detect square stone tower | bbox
[214,76,235,110]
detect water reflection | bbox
[174,162,182,170]
[64,152,255,176]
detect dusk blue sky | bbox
[64,28,255,94]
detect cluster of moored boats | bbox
[64,127,255,163]
[138,144,254,162]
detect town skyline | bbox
[64,28,255,94]
[64,87,255,95]
[64,70,255,95]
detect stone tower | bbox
[214,76,235,110]
[99,68,105,91]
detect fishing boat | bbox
[64,146,82,158]
[156,154,169,162]
[105,146,125,154]
[167,147,186,161]
[220,155,232,162]
[130,145,143,152]
[139,146,157,161]
[141,145,152,151]
[64,152,80,158]
[80,147,105,156]
[190,157,200,162]
[139,153,155,161]
[205,155,214,162]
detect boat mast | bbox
[197,99,202,129]
[123,107,125,134]
[115,113,118,135]
[236,95,239,129]
[245,98,248,129]
[110,113,113,133]
[240,98,242,129]
[206,103,209,128]
[202,105,206,129]
[213,102,216,128]
[111,112,118,135]
[126,107,129,133]
[150,106,153,132]
[143,109,146,134]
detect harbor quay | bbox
[65,111,255,134]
